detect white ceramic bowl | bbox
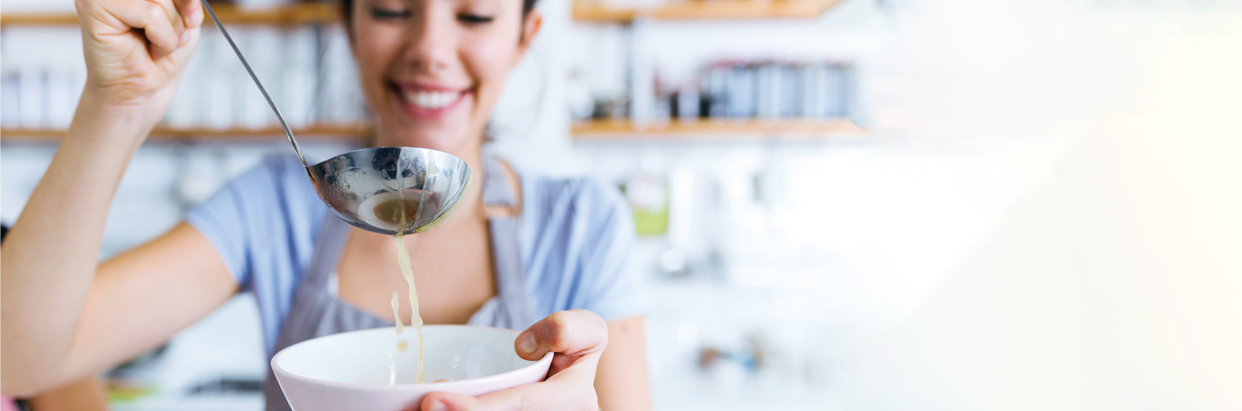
[272,325,553,411]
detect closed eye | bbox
[371,8,412,19]
[457,14,495,24]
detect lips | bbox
[390,83,469,119]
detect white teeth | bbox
[402,90,460,109]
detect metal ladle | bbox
[200,0,472,235]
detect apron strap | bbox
[487,217,536,329]
[482,155,518,208]
[302,213,352,289]
[481,155,539,330]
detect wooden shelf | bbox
[0,3,340,26]
[571,118,862,139]
[5,0,841,25]
[573,0,843,22]
[1,123,370,141]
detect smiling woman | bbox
[346,0,542,155]
[0,0,650,409]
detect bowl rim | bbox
[271,324,554,391]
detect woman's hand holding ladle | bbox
[77,0,203,133]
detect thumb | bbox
[515,309,608,375]
[516,310,608,377]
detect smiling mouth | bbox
[391,84,469,117]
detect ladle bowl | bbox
[307,147,472,235]
[197,0,473,235]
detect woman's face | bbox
[350,0,540,152]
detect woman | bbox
[0,0,651,409]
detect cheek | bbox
[462,33,521,101]
[353,27,402,84]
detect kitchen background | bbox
[4,0,1242,410]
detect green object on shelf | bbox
[619,177,669,236]
[632,205,669,236]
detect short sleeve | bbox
[576,180,646,320]
[183,155,322,291]
[184,162,273,289]
[183,155,324,356]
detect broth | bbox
[394,229,425,383]
[373,198,420,226]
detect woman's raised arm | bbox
[1,0,235,397]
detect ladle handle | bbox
[199,0,308,167]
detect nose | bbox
[402,6,456,74]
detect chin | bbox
[374,122,476,154]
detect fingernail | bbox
[517,331,537,355]
[428,400,447,411]
[179,29,191,45]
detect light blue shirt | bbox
[186,154,644,356]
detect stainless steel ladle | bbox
[200,0,472,235]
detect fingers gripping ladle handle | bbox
[199,0,308,167]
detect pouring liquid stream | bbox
[198,9,463,381]
[394,227,424,384]
[376,164,429,384]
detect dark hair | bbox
[339,0,540,26]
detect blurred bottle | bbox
[566,66,596,122]
[282,26,319,128]
[798,62,824,119]
[670,83,700,120]
[45,69,79,129]
[17,64,46,129]
[726,62,756,119]
[318,25,367,125]
[629,18,655,125]
[651,68,672,124]
[165,43,206,129]
[1,66,22,128]
[235,26,282,129]
[824,62,846,117]
[779,62,798,118]
[203,29,236,130]
[702,62,730,118]
[755,61,787,120]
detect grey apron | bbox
[263,155,539,411]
